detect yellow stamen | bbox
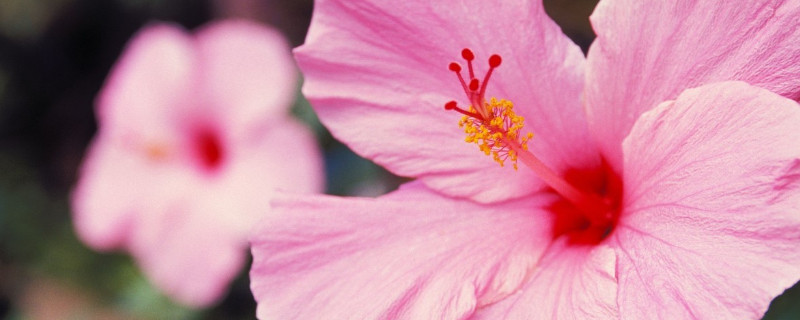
[459,97,533,170]
[145,143,170,162]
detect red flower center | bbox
[193,127,225,172]
[549,161,622,245]
[444,48,622,245]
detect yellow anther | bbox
[145,143,170,162]
[456,97,532,170]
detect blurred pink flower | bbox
[250,0,800,319]
[72,20,323,307]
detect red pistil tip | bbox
[444,101,458,110]
[489,54,502,68]
[461,48,474,61]
[448,62,462,72]
[469,79,480,91]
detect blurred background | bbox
[0,0,797,319]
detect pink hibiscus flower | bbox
[72,20,323,307]
[250,1,800,319]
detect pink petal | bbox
[96,23,196,139]
[297,0,598,203]
[194,20,297,135]
[74,136,240,307]
[219,116,325,235]
[250,182,554,319]
[75,121,324,307]
[74,22,321,307]
[616,81,800,318]
[128,118,324,307]
[233,115,324,194]
[586,0,800,170]
[475,239,618,319]
[72,136,150,249]
[74,136,238,307]
[130,192,247,307]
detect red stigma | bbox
[469,79,480,91]
[442,100,482,119]
[448,62,461,72]
[489,55,502,68]
[461,48,474,60]
[444,48,504,120]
